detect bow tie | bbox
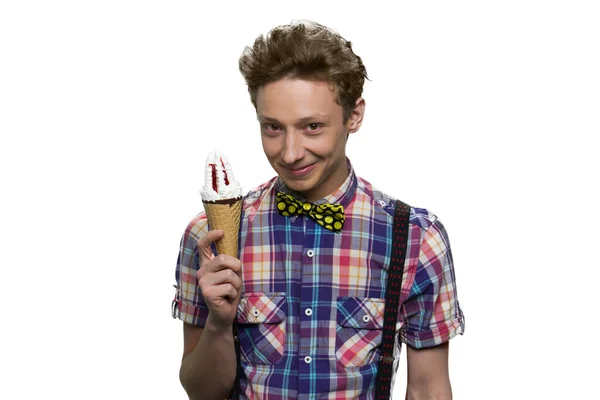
[276,192,345,232]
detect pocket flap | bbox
[337,297,385,330]
[237,292,287,324]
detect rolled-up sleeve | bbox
[173,213,210,326]
[400,217,465,349]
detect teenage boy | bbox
[173,20,465,400]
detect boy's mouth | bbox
[285,161,318,177]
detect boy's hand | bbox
[196,229,243,331]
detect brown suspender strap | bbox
[230,322,242,399]
[375,200,411,400]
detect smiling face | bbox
[256,77,365,202]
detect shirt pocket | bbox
[236,292,287,365]
[335,297,385,368]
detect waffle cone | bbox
[202,198,242,257]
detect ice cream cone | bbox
[202,197,242,257]
[200,150,244,257]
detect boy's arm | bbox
[180,321,237,400]
[176,229,243,400]
[405,342,451,400]
[399,215,464,399]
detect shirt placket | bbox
[298,216,317,399]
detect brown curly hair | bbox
[238,20,369,123]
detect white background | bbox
[1,1,598,398]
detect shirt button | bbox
[252,308,260,317]
[305,308,313,316]
[362,315,371,323]
[304,356,312,364]
[307,249,315,258]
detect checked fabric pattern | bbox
[173,160,465,400]
[335,297,386,367]
[276,191,345,232]
[237,293,287,365]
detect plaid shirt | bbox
[174,161,465,399]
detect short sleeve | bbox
[173,213,210,326]
[400,217,465,349]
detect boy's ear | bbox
[347,97,366,134]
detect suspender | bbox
[229,200,411,400]
[375,200,411,400]
[230,323,242,399]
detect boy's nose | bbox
[281,131,305,165]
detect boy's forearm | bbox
[406,381,452,400]
[180,319,237,400]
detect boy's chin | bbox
[279,179,316,197]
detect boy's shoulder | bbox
[242,176,278,212]
[356,175,439,233]
[181,212,208,243]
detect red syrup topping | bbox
[209,163,218,192]
[220,157,230,185]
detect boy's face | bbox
[256,77,364,202]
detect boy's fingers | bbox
[210,255,242,273]
[196,230,224,263]
[204,268,243,290]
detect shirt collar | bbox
[274,158,357,208]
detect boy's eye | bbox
[306,123,322,132]
[263,123,281,133]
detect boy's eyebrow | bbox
[257,114,331,124]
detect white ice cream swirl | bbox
[200,150,243,201]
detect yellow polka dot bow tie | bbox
[276,192,345,232]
